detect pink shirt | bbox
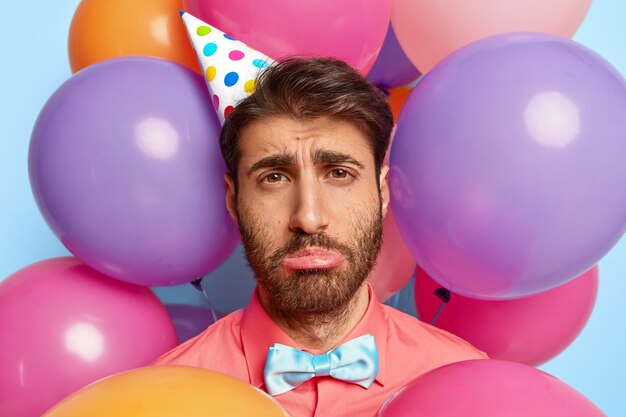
[152,284,487,416]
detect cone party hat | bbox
[180,11,274,124]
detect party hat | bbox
[180,11,274,124]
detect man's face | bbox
[225,116,390,315]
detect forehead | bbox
[237,116,374,164]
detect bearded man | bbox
[152,57,486,417]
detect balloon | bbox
[165,303,219,343]
[386,87,412,122]
[378,359,604,417]
[69,0,200,74]
[43,365,290,417]
[183,0,391,74]
[392,0,591,73]
[368,206,416,302]
[0,257,178,417]
[391,32,626,299]
[367,24,421,91]
[29,57,239,286]
[414,266,598,366]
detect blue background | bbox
[0,1,624,415]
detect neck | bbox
[258,282,370,353]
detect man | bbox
[153,57,486,416]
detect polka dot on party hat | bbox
[181,11,274,125]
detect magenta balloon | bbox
[182,0,390,74]
[391,32,626,299]
[0,257,178,417]
[414,266,598,366]
[367,24,421,91]
[165,303,219,343]
[29,57,239,286]
[377,359,605,417]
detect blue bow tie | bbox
[263,334,379,396]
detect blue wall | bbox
[0,1,624,415]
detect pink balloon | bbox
[378,359,605,417]
[0,257,178,417]
[183,0,391,73]
[414,266,598,366]
[368,207,416,302]
[392,0,591,72]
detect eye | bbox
[262,172,287,183]
[329,168,351,179]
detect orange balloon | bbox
[386,87,412,121]
[44,366,290,417]
[68,0,200,74]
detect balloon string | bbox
[430,287,451,325]
[190,277,212,307]
[209,306,219,323]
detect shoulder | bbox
[382,304,488,360]
[151,309,245,367]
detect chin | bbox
[292,268,338,277]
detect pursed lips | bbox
[281,247,345,270]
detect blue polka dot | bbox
[224,72,239,87]
[253,59,269,68]
[223,33,237,41]
[203,42,217,57]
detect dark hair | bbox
[219,57,394,186]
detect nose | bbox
[288,175,329,235]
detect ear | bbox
[379,164,390,218]
[224,173,239,226]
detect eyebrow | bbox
[248,153,296,175]
[312,149,365,169]
[247,149,365,176]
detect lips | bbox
[281,248,345,270]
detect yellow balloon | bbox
[43,365,290,417]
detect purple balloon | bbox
[165,304,219,343]
[367,24,421,91]
[391,33,626,299]
[29,57,239,286]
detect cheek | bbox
[330,184,380,211]
[329,193,381,235]
[238,195,287,235]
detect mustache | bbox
[269,232,354,267]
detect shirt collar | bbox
[240,282,388,389]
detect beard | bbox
[237,203,383,316]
